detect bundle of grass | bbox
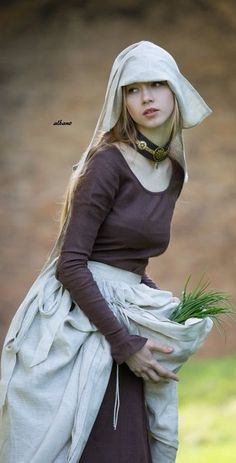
[170,276,233,325]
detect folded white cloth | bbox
[0,259,213,463]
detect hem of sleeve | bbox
[141,273,159,289]
[112,335,147,365]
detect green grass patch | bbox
[176,355,236,463]
[177,444,236,463]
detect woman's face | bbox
[124,81,175,132]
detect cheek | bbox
[165,90,175,111]
[126,99,137,118]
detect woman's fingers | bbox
[130,360,178,382]
[135,367,161,383]
[126,339,179,382]
[141,373,151,382]
[145,340,179,381]
[151,360,179,381]
[145,369,161,383]
[147,339,173,354]
[139,367,171,383]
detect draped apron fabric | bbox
[0,259,213,463]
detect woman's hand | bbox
[125,339,179,383]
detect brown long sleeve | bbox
[56,149,147,364]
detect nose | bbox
[142,86,154,104]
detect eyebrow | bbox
[125,81,166,87]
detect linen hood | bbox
[73,41,212,181]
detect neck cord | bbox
[130,130,170,168]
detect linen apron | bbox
[0,258,213,463]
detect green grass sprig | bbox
[170,275,233,324]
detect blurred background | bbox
[0,1,235,461]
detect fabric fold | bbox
[0,259,213,463]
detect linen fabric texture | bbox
[0,259,213,463]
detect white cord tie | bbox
[113,363,120,430]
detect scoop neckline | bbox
[113,145,175,196]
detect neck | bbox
[137,118,173,147]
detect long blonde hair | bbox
[48,87,182,262]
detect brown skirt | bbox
[80,362,152,463]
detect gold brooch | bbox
[136,140,168,162]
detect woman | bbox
[0,41,212,463]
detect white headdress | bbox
[73,40,212,181]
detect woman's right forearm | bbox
[56,254,147,364]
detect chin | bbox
[141,121,165,130]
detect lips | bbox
[143,108,159,115]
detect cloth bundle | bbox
[0,259,213,463]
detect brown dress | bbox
[56,145,184,462]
